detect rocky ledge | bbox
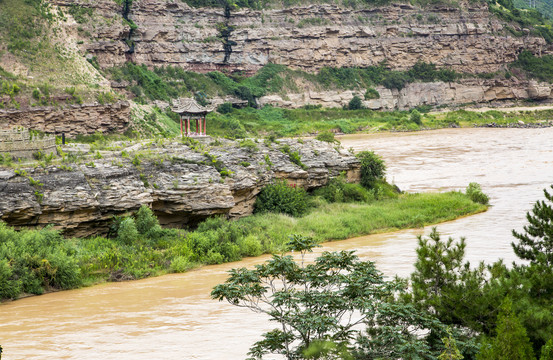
[0,137,359,237]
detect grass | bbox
[203,106,553,138]
[0,190,486,301]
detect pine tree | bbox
[477,299,535,360]
[541,339,553,360]
[512,185,553,266]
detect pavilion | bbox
[171,98,215,137]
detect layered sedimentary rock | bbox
[52,0,552,74]
[0,101,130,136]
[259,79,553,110]
[0,137,359,237]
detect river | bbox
[1,128,552,359]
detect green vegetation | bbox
[254,180,311,216]
[466,182,490,205]
[212,185,553,359]
[357,150,386,188]
[106,61,465,108]
[212,234,444,360]
[0,187,485,301]
[513,50,553,82]
[490,0,553,42]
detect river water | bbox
[1,128,552,359]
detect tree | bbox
[356,151,386,188]
[212,235,443,359]
[409,228,503,341]
[439,328,464,360]
[512,185,553,266]
[541,339,553,360]
[347,95,363,110]
[477,299,536,360]
[410,109,422,125]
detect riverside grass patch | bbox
[0,191,486,301]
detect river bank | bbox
[203,106,553,139]
[0,188,486,302]
[1,128,551,359]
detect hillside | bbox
[2,0,553,134]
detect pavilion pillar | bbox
[198,118,204,135]
[180,116,183,137]
[203,117,206,135]
[187,118,190,136]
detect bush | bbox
[135,205,159,235]
[217,102,233,114]
[465,182,489,205]
[410,109,422,125]
[357,151,386,188]
[347,95,363,110]
[117,218,139,244]
[365,87,380,100]
[315,175,373,203]
[254,180,311,217]
[316,131,338,143]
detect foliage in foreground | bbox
[211,235,446,360]
[212,184,553,359]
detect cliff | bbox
[0,101,131,136]
[52,0,552,74]
[0,137,360,237]
[259,79,553,109]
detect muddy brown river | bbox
[1,128,552,359]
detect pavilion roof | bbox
[171,98,215,114]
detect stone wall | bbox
[0,128,56,158]
[0,101,131,137]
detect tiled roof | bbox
[171,98,215,114]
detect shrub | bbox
[217,102,233,114]
[254,180,311,217]
[316,131,338,143]
[410,109,422,125]
[170,256,193,273]
[357,151,386,188]
[364,87,380,100]
[347,95,363,110]
[465,182,489,205]
[117,218,139,244]
[135,205,159,234]
[315,175,373,203]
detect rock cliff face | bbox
[0,101,130,136]
[259,79,553,110]
[52,0,551,74]
[0,137,359,237]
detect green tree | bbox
[410,109,422,125]
[212,235,443,359]
[135,205,159,235]
[117,217,139,244]
[347,95,363,110]
[408,228,503,340]
[541,339,553,360]
[512,185,553,266]
[477,299,536,360]
[439,328,464,360]
[356,151,386,188]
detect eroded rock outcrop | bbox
[258,78,553,110]
[52,0,552,74]
[0,101,131,136]
[0,137,359,237]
